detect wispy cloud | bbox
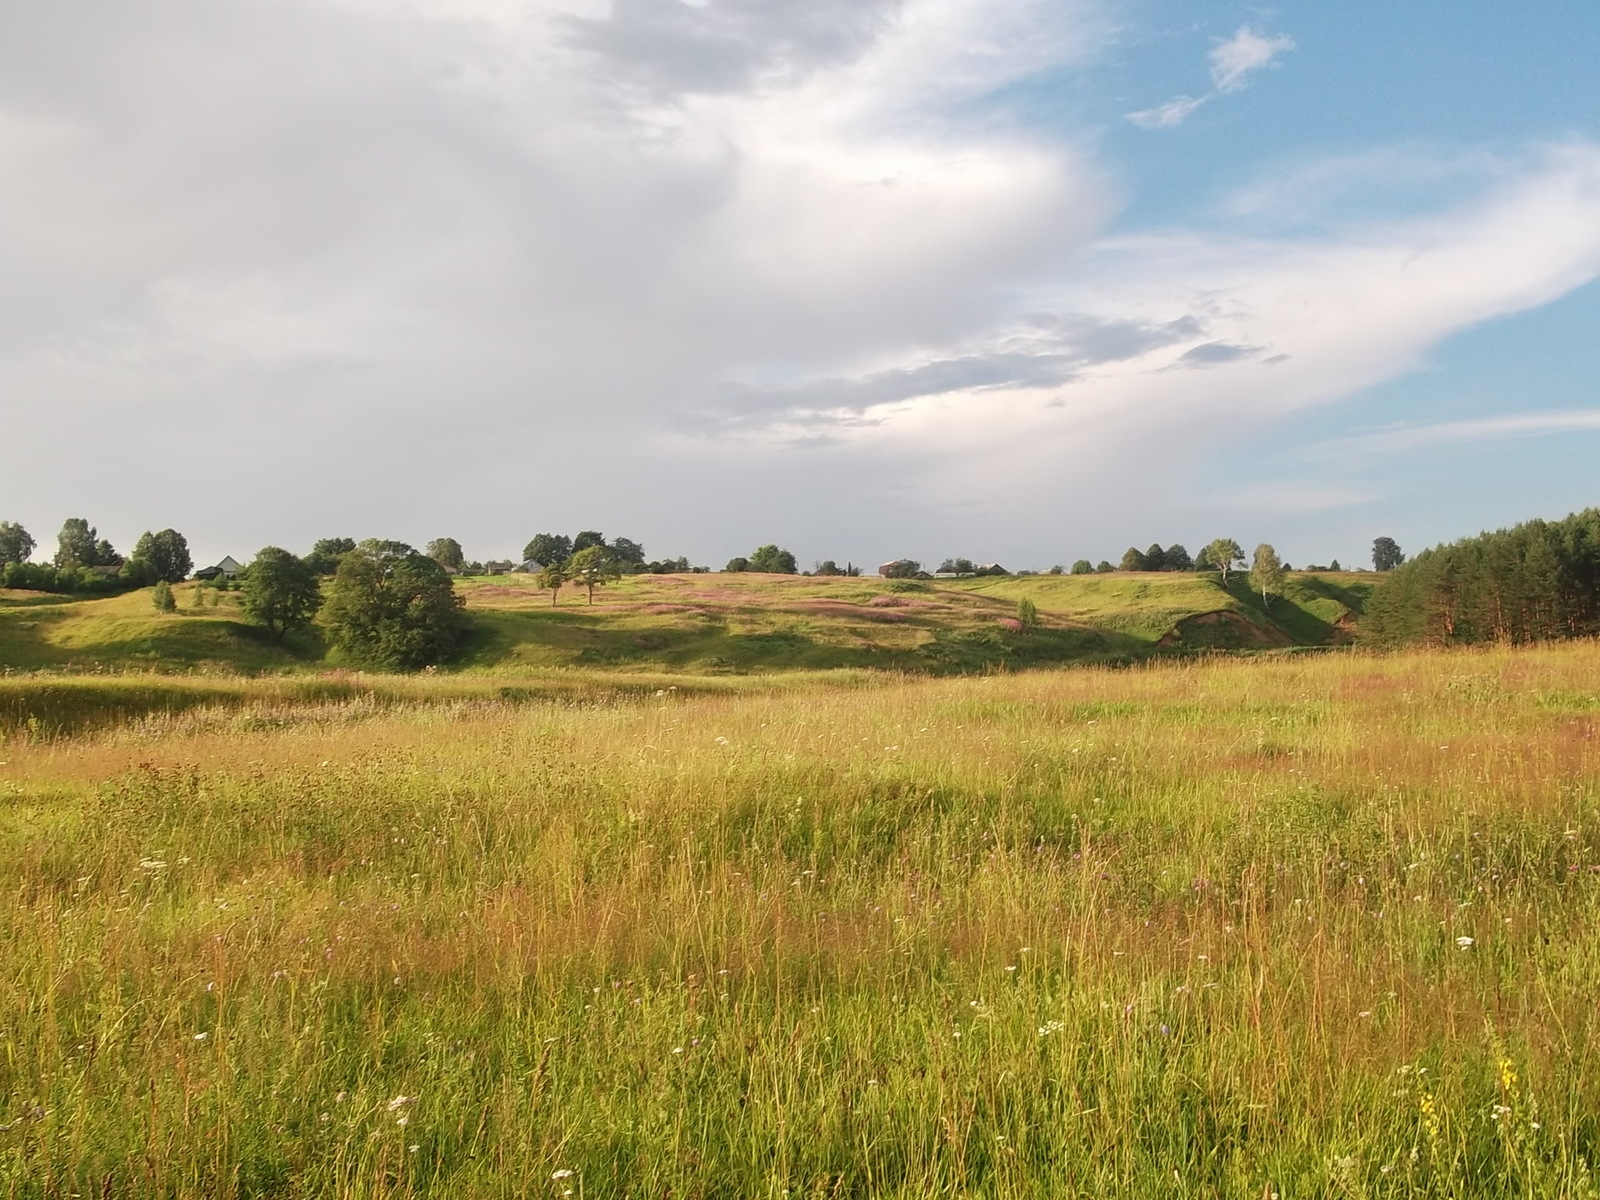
[1308,411,1600,459]
[1210,26,1295,93]
[1127,95,1207,130]
[1128,23,1294,130]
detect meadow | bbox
[2,641,1598,1196]
[0,568,1373,678]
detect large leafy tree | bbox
[572,530,607,554]
[0,521,34,565]
[1119,546,1148,572]
[306,537,357,576]
[425,537,465,571]
[130,529,193,583]
[748,544,798,574]
[1372,536,1405,572]
[322,540,467,668]
[523,533,573,567]
[242,547,323,639]
[1251,543,1286,609]
[609,537,646,569]
[1203,538,1244,583]
[566,545,620,604]
[1164,543,1194,571]
[54,518,120,570]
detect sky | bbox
[3,0,1599,572]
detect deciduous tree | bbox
[537,562,566,605]
[1251,543,1285,609]
[54,518,119,570]
[306,537,357,576]
[609,537,646,569]
[242,547,323,639]
[566,545,620,604]
[523,533,573,567]
[130,529,193,583]
[1372,536,1405,572]
[322,540,466,668]
[425,537,465,571]
[0,522,34,565]
[1119,547,1148,572]
[749,544,798,574]
[1203,538,1244,583]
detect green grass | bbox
[3,571,1374,678]
[1,643,1598,1195]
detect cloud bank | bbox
[0,2,1597,568]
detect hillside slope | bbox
[3,571,1373,675]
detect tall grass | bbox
[1,644,1598,1195]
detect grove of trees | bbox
[1362,510,1600,647]
[54,518,121,570]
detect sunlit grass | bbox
[1,643,1597,1195]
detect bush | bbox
[152,581,177,613]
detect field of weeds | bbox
[1,643,1598,1196]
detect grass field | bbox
[0,570,1374,678]
[2,641,1598,1195]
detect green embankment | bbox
[1,571,1375,677]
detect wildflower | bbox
[1456,936,1474,949]
[386,1095,414,1112]
[714,736,728,745]
[1498,1057,1518,1093]
[1037,1021,1064,1037]
[551,1169,575,1180]
[1418,1091,1441,1141]
[193,1032,208,1040]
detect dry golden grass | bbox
[0,643,1597,1195]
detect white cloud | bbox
[1127,23,1293,130]
[1209,25,1295,93]
[696,143,1600,543]
[1309,410,1600,459]
[1126,95,1207,129]
[0,3,1595,569]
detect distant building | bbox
[483,560,516,576]
[194,555,243,581]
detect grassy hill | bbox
[1,570,1376,677]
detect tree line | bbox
[1361,509,1600,647]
